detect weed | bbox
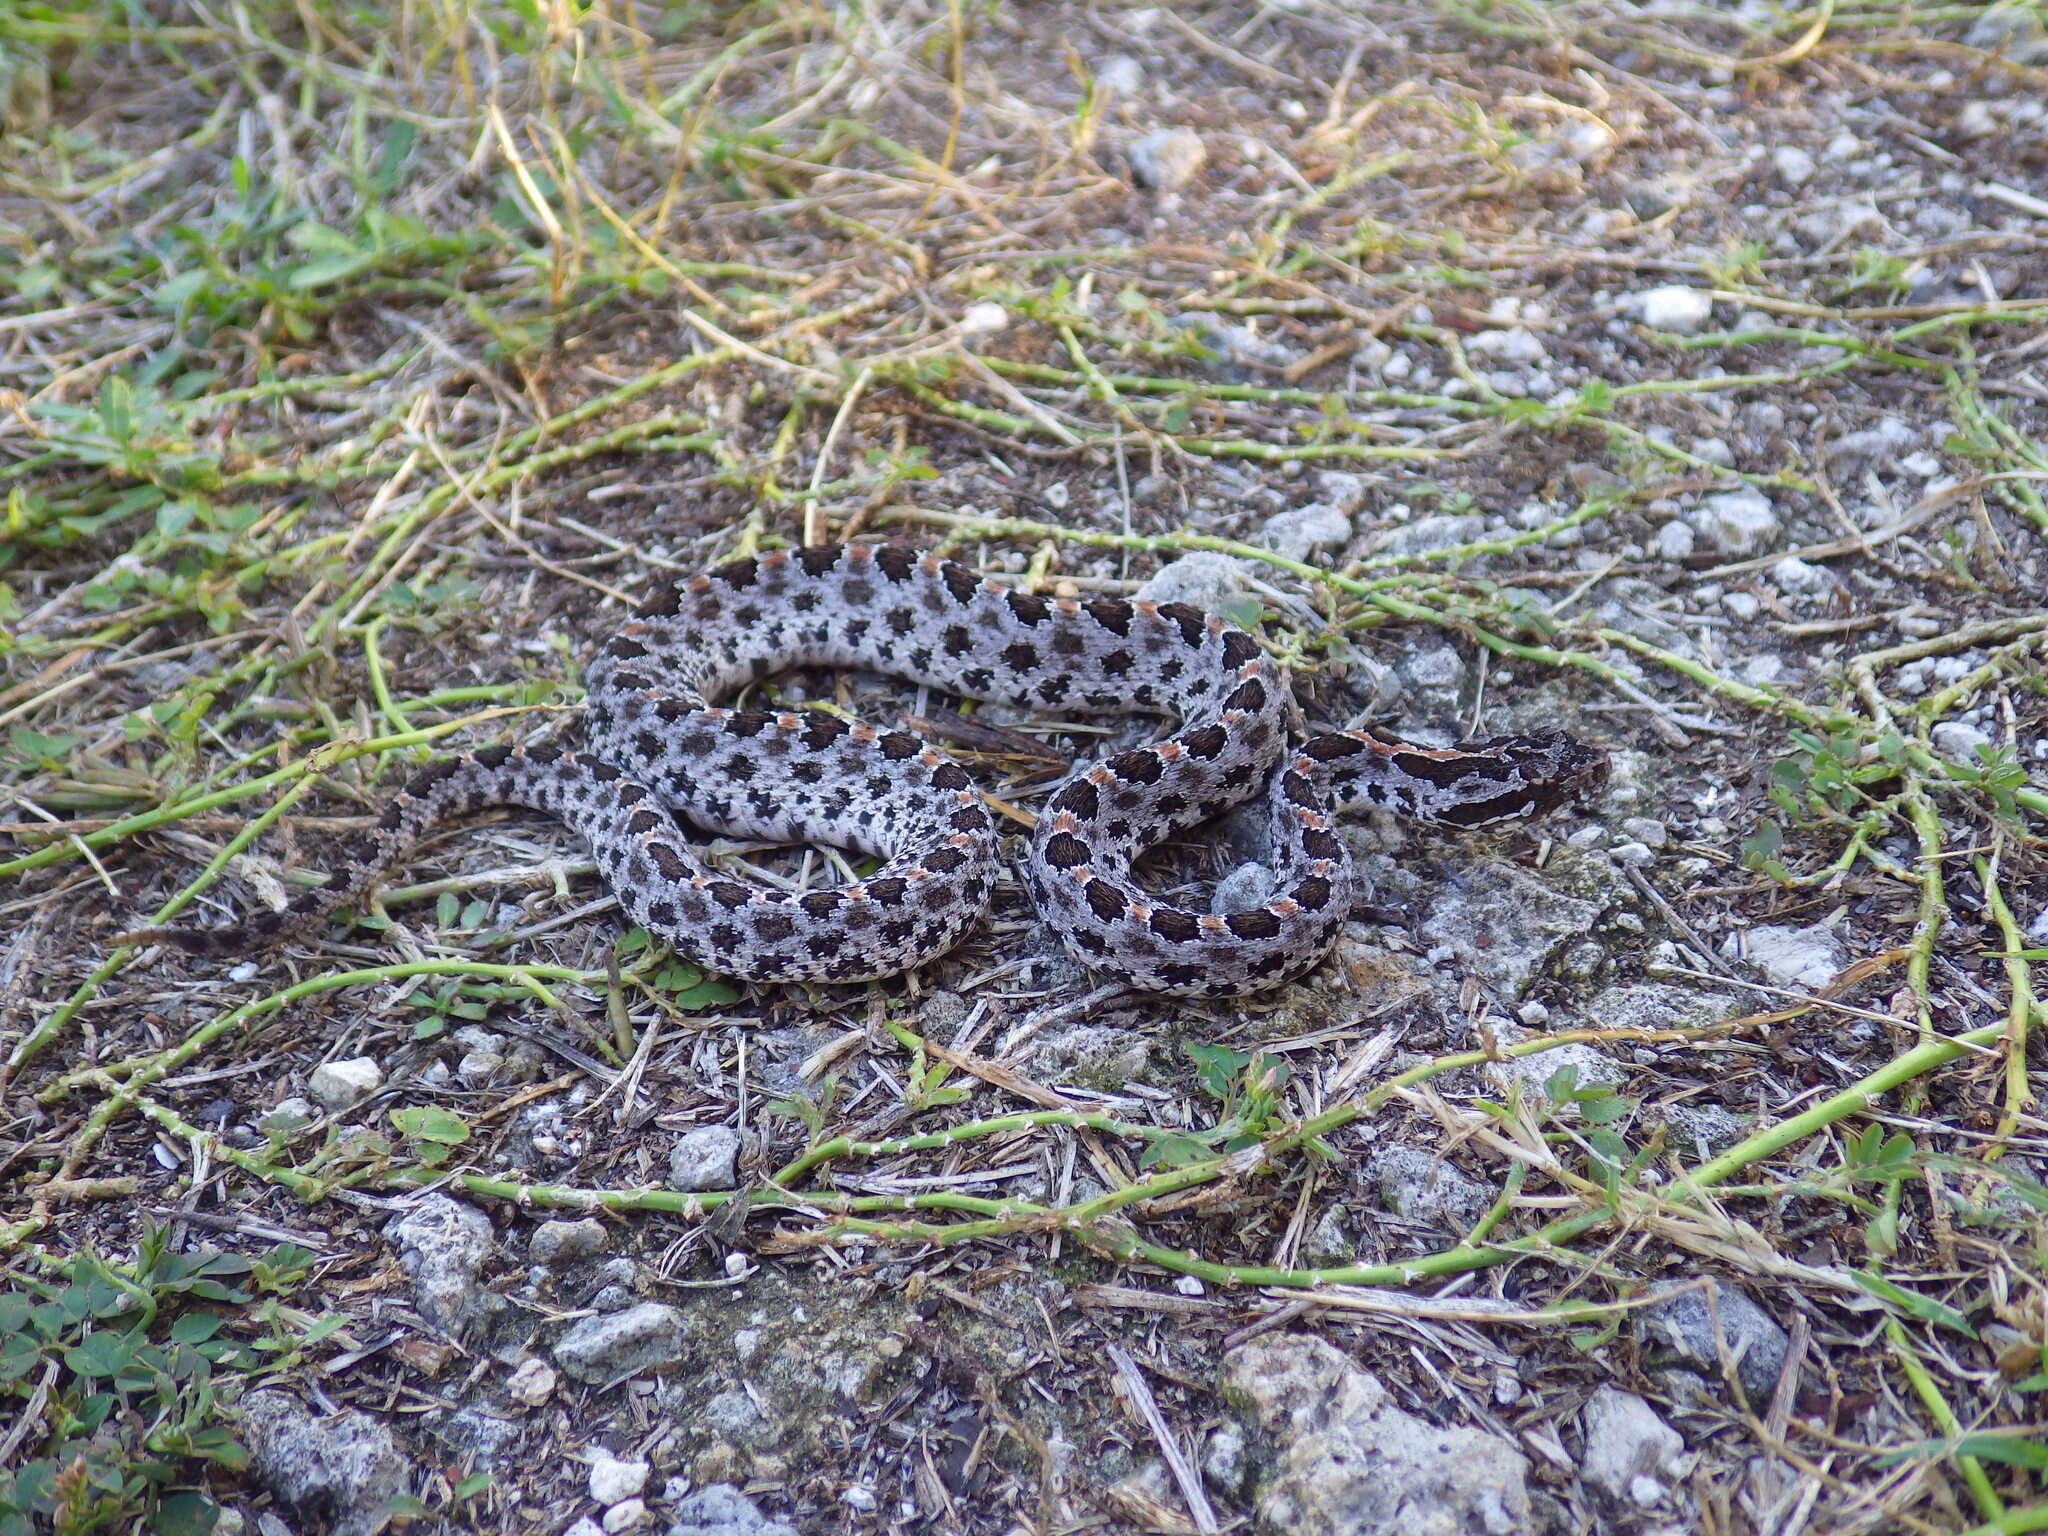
[0,1229,317,1536]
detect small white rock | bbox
[1137,553,1246,611]
[1619,817,1668,848]
[1212,863,1277,914]
[1771,145,1817,187]
[262,1097,318,1132]
[1129,127,1206,191]
[1770,556,1832,594]
[1721,592,1761,621]
[1901,451,1943,477]
[307,1057,383,1112]
[1652,519,1696,562]
[1932,721,1995,763]
[1635,286,1715,334]
[563,1520,604,1536]
[958,301,1008,336]
[1467,327,1547,366]
[1689,487,1781,556]
[668,1125,741,1191]
[588,1453,651,1506]
[1611,841,1658,867]
[1729,923,1845,989]
[601,1499,649,1533]
[506,1358,556,1407]
[1094,54,1143,95]
[1261,502,1352,562]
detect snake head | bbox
[1447,730,1611,824]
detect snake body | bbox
[143,544,1607,996]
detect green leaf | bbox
[1579,1090,1634,1126]
[64,1329,137,1379]
[390,1107,471,1147]
[436,892,459,926]
[1140,1133,1221,1169]
[373,119,419,197]
[0,1331,43,1384]
[284,253,371,291]
[154,271,212,311]
[667,978,740,1010]
[1187,1043,1251,1102]
[151,1491,220,1535]
[8,727,77,763]
[1849,1271,1977,1336]
[169,1314,222,1345]
[1879,1434,2048,1472]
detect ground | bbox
[2,3,2047,1535]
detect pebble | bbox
[1313,470,1371,512]
[1369,1146,1491,1229]
[1895,655,1974,694]
[1932,721,1995,763]
[1128,127,1206,191]
[240,1393,410,1536]
[1580,1388,1689,1508]
[1689,487,1781,556]
[1618,816,1668,848]
[589,1453,651,1506]
[1652,519,1696,562]
[957,301,1008,336]
[1770,556,1832,594]
[1467,327,1547,365]
[1137,552,1244,611]
[601,1499,649,1533]
[1828,416,1916,466]
[1260,502,1352,561]
[1372,513,1486,559]
[1221,1336,1532,1535]
[1093,54,1143,94]
[506,1358,556,1407]
[1637,1283,1791,1405]
[1610,841,1658,867]
[262,1097,317,1133]
[530,1218,607,1267]
[669,1125,742,1191]
[307,1056,383,1112]
[1211,863,1277,914]
[1635,286,1715,334]
[1399,643,1466,696]
[1721,592,1761,621]
[554,1303,689,1384]
[1727,922,1845,989]
[387,1197,495,1335]
[1966,4,2048,61]
[667,1486,801,1536]
[1771,145,1817,187]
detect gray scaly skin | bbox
[133,544,1608,996]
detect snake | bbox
[132,543,1609,997]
